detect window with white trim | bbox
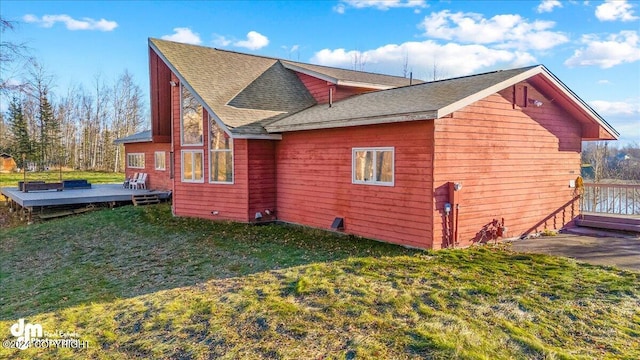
[209,119,233,183]
[352,147,394,186]
[181,150,204,183]
[127,153,145,169]
[154,151,166,171]
[181,85,203,146]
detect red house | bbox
[117,38,618,249]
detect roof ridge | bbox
[280,59,412,81]
[421,64,541,85]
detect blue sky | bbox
[2,0,639,144]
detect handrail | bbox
[581,182,640,215]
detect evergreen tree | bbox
[37,89,55,169]
[7,96,31,168]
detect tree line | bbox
[0,18,145,173]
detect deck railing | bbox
[581,182,640,215]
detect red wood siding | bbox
[124,142,172,190]
[170,77,250,222]
[294,72,373,104]
[149,49,172,143]
[276,121,434,248]
[431,83,582,249]
[247,140,277,222]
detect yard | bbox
[0,170,125,188]
[0,204,638,359]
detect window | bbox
[352,147,394,186]
[127,153,145,169]
[209,119,233,183]
[181,85,203,146]
[155,151,166,170]
[181,150,204,183]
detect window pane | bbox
[183,152,193,180]
[194,152,203,180]
[211,150,233,182]
[210,120,230,150]
[355,150,373,181]
[182,86,203,145]
[376,150,393,183]
[155,152,165,170]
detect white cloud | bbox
[334,0,427,12]
[537,0,562,13]
[311,40,537,79]
[420,11,569,51]
[597,79,611,85]
[234,31,269,50]
[213,34,232,47]
[333,3,346,14]
[564,31,640,68]
[23,14,117,31]
[161,27,202,45]
[595,0,638,22]
[590,99,640,116]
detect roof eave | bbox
[266,110,437,133]
[113,138,152,145]
[535,66,620,140]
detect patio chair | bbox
[131,173,147,190]
[124,173,139,188]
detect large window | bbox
[352,147,394,186]
[181,85,203,146]
[155,151,166,171]
[181,150,204,183]
[127,153,145,169]
[209,119,233,183]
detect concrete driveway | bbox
[510,233,640,271]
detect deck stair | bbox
[576,213,640,233]
[132,193,160,206]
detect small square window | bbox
[181,150,204,183]
[352,147,394,186]
[127,153,145,169]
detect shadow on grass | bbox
[0,204,419,320]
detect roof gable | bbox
[266,65,619,140]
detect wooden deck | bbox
[1,184,171,208]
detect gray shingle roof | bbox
[114,130,152,144]
[265,66,539,132]
[149,38,416,136]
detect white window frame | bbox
[154,151,166,171]
[180,83,204,147]
[352,147,395,186]
[127,153,145,169]
[209,118,234,184]
[181,150,204,183]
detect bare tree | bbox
[352,52,367,72]
[0,17,32,95]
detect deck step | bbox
[580,214,640,226]
[132,194,160,206]
[576,214,640,233]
